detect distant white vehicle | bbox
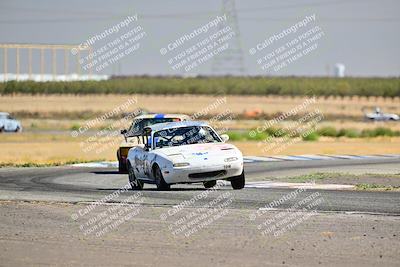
[126,121,245,190]
[0,112,22,132]
[364,107,399,121]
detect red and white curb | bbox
[71,161,119,168]
[244,181,354,190]
[244,154,400,163]
[215,180,354,190]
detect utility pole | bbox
[212,0,245,76]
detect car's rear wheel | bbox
[128,162,143,190]
[153,165,170,191]
[203,180,217,189]
[230,170,245,190]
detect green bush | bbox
[337,128,359,138]
[302,132,320,141]
[248,131,269,141]
[374,127,394,137]
[227,127,398,142]
[361,127,395,137]
[226,132,246,141]
[317,126,337,137]
[1,77,399,97]
[264,127,286,137]
[227,131,268,141]
[70,124,80,131]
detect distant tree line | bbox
[1,76,399,97]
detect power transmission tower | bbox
[212,0,245,76]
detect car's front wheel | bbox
[230,170,245,190]
[153,165,170,191]
[128,162,143,190]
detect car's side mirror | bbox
[121,129,127,135]
[220,134,229,142]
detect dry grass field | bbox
[3,94,400,132]
[1,94,399,118]
[14,118,400,132]
[1,132,400,165]
[1,94,399,165]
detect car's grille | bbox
[188,170,227,179]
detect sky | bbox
[0,0,399,77]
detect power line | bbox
[1,0,397,24]
[1,15,399,24]
[212,0,245,76]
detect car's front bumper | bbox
[161,160,243,184]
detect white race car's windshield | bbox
[153,126,221,148]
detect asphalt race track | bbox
[1,157,400,266]
[1,157,399,214]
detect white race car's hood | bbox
[158,143,240,160]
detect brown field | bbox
[15,118,400,132]
[219,120,400,131]
[1,133,399,165]
[234,137,400,156]
[2,94,400,165]
[2,94,399,118]
[3,94,400,132]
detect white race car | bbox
[364,107,399,121]
[0,112,22,132]
[126,121,245,190]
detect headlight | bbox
[224,157,238,162]
[173,162,190,167]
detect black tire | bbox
[203,180,217,189]
[128,162,143,190]
[230,170,245,190]
[118,159,127,174]
[153,165,170,191]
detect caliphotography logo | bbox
[0,1,399,267]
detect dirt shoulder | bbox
[0,201,399,267]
